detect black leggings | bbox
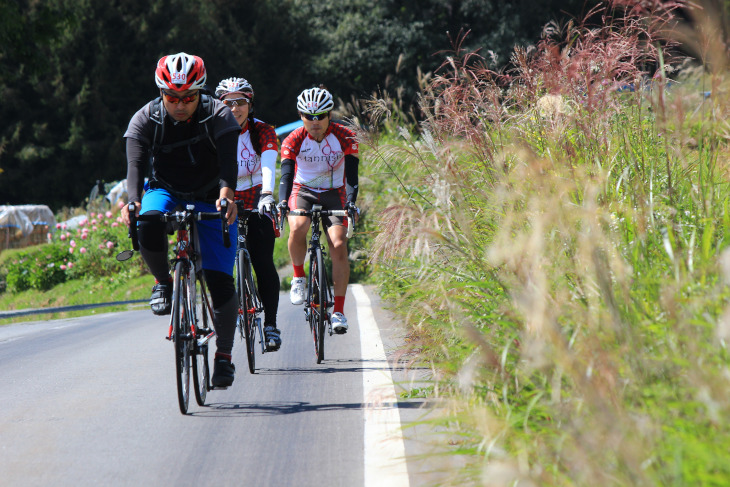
[244,213,280,327]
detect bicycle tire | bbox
[192,273,210,406]
[193,342,209,405]
[309,246,326,363]
[246,265,265,355]
[238,251,256,374]
[172,260,191,414]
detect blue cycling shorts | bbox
[140,187,237,275]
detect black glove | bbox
[276,200,289,219]
[345,201,359,216]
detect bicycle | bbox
[117,201,230,414]
[283,204,355,364]
[234,204,280,374]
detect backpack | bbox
[146,93,221,200]
[148,93,217,156]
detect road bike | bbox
[234,204,280,374]
[118,202,230,414]
[285,204,355,364]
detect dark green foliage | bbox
[0,0,592,211]
[5,244,71,292]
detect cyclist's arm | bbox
[125,137,147,203]
[345,154,359,204]
[279,158,295,203]
[258,121,279,195]
[216,130,239,193]
[261,149,277,194]
[216,130,239,225]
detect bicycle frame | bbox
[120,202,230,413]
[287,204,355,363]
[234,205,268,373]
[168,221,215,347]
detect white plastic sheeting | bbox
[105,179,128,207]
[0,205,55,237]
[0,204,56,249]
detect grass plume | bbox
[359,1,730,484]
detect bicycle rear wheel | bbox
[309,246,326,363]
[172,260,191,414]
[238,251,256,374]
[192,273,211,406]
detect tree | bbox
[0,0,597,211]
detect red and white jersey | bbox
[281,122,358,191]
[236,120,278,191]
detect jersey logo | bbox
[283,149,290,156]
[267,143,274,148]
[352,143,358,151]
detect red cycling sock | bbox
[334,296,345,314]
[293,264,305,278]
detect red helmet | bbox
[154,52,207,91]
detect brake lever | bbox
[220,199,231,248]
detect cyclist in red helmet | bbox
[122,52,240,388]
[278,87,360,334]
[216,76,283,351]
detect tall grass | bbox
[361,1,730,484]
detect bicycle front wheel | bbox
[192,274,210,406]
[309,246,327,363]
[238,251,256,374]
[172,260,191,414]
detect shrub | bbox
[1,211,145,293]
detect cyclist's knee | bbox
[288,216,309,235]
[137,216,167,252]
[288,227,308,245]
[204,269,236,307]
[327,227,348,249]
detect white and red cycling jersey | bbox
[281,122,358,191]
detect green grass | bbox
[0,272,151,325]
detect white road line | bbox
[353,284,410,487]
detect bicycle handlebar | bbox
[235,201,281,238]
[127,201,229,251]
[288,207,356,239]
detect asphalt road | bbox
[0,285,444,487]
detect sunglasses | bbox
[162,91,199,104]
[301,112,329,121]
[222,98,250,108]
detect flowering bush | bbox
[2,211,145,293]
[4,244,71,291]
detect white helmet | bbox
[215,77,254,99]
[154,52,207,91]
[297,87,334,114]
